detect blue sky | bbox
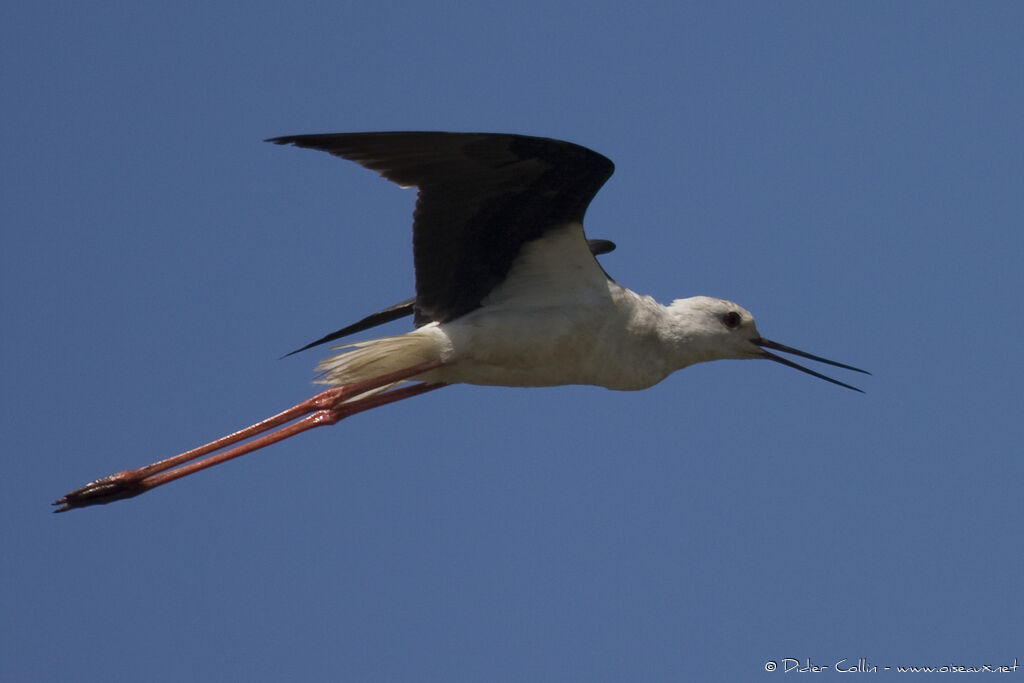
[3,2,1022,680]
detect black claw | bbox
[52,475,148,512]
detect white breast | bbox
[317,222,680,391]
[428,224,677,390]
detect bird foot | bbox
[52,471,148,512]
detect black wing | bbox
[268,132,615,325]
[282,239,617,357]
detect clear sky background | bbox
[3,2,1022,681]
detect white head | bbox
[665,296,868,391]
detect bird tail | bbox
[314,332,443,389]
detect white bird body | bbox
[317,222,758,391]
[55,131,867,512]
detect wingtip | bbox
[278,344,312,360]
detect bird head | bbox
[667,296,869,392]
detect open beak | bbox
[754,338,870,393]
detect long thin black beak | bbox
[754,338,870,393]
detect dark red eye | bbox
[722,311,742,329]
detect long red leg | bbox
[54,359,446,512]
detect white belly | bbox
[428,288,674,391]
[316,223,680,392]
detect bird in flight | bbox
[55,132,868,512]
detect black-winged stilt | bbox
[55,132,868,511]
